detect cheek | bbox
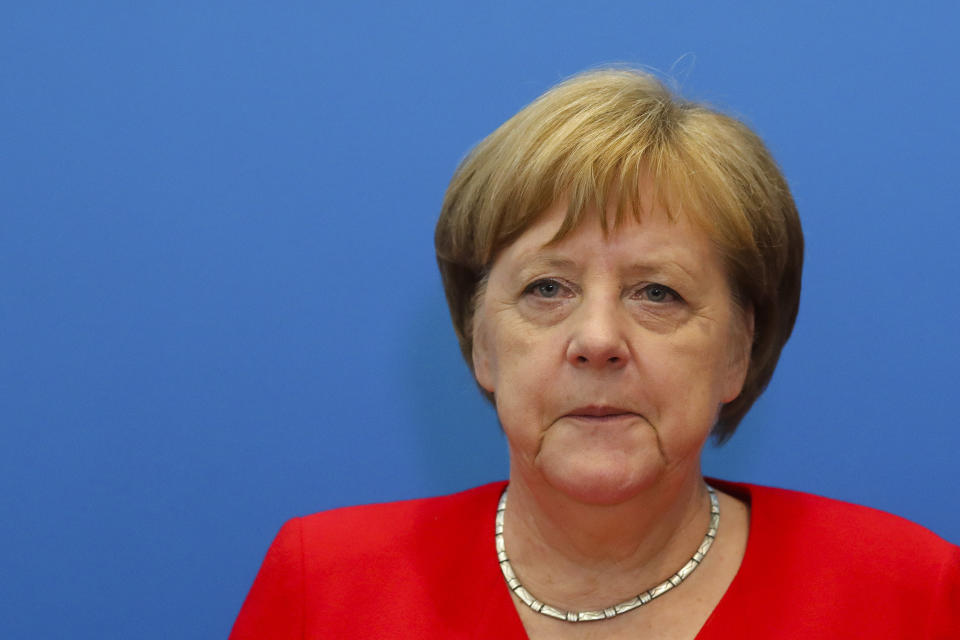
[720,314,754,402]
[486,328,561,434]
[491,332,553,403]
[647,335,732,425]
[492,363,553,461]
[479,312,542,385]
[471,308,508,393]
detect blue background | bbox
[3,2,958,638]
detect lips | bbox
[565,405,635,419]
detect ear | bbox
[722,304,754,403]
[472,314,496,393]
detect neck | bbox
[502,462,711,610]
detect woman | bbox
[230,69,959,638]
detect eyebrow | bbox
[513,252,699,283]
[620,260,699,282]
[514,255,579,275]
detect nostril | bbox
[577,356,588,363]
[608,356,620,363]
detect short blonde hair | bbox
[435,68,803,441]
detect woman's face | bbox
[472,195,752,505]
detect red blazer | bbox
[229,480,960,638]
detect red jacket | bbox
[230,480,960,638]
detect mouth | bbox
[565,405,637,421]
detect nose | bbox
[565,298,630,369]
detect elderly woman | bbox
[230,69,959,638]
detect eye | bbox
[524,278,570,299]
[636,283,681,303]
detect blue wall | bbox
[3,2,958,638]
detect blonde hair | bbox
[435,68,803,441]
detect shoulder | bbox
[230,481,511,639]
[277,480,508,599]
[727,480,956,562]
[291,480,506,555]
[708,479,960,637]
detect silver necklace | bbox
[495,484,719,623]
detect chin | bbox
[537,450,664,506]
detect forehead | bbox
[494,199,723,279]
